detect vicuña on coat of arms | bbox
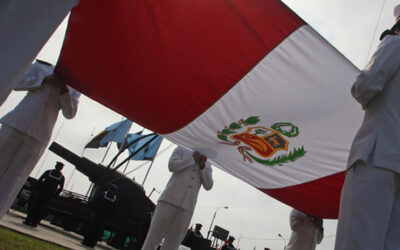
[217,116,306,167]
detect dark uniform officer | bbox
[182,223,208,250]
[222,236,236,250]
[23,161,65,227]
[82,183,118,247]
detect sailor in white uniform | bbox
[0,0,79,105]
[335,5,400,250]
[0,60,80,219]
[142,146,213,250]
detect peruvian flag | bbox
[57,0,362,218]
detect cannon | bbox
[47,141,155,246]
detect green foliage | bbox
[0,227,68,250]
[221,128,236,135]
[217,134,228,141]
[229,122,242,129]
[243,116,260,125]
[271,122,299,137]
[245,146,307,166]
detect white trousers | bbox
[335,160,400,250]
[0,125,45,219]
[142,201,192,250]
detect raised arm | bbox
[168,146,196,172]
[14,61,54,91]
[351,36,400,109]
[59,86,80,119]
[199,163,213,190]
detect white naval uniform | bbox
[286,209,323,250]
[335,35,400,250]
[0,0,78,105]
[0,62,80,219]
[142,146,213,250]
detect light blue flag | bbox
[121,132,143,151]
[98,119,132,147]
[129,134,163,161]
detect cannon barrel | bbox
[48,141,150,201]
[49,142,126,184]
[49,141,154,212]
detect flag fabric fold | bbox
[117,131,143,151]
[85,120,132,148]
[129,135,163,161]
[58,0,362,218]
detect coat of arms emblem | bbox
[217,116,306,166]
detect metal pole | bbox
[67,127,95,190]
[101,143,112,163]
[141,138,163,186]
[207,206,228,239]
[278,234,287,249]
[148,187,160,198]
[207,210,217,240]
[122,159,130,174]
[236,235,241,248]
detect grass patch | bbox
[0,227,68,250]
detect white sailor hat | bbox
[394,4,400,21]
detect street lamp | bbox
[207,206,228,239]
[148,187,160,198]
[278,233,287,249]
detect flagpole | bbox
[86,127,113,197]
[86,137,114,197]
[121,129,144,174]
[86,117,130,197]
[101,143,112,163]
[108,134,159,184]
[108,133,157,170]
[123,159,130,174]
[67,127,95,190]
[141,138,163,186]
[115,141,174,177]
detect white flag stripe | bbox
[163,25,363,189]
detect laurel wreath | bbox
[271,122,299,137]
[217,116,260,143]
[244,146,307,167]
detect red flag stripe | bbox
[57,0,305,134]
[261,172,346,218]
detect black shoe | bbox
[82,241,95,248]
[23,221,37,227]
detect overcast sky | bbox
[0,1,397,249]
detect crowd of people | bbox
[1,1,400,250]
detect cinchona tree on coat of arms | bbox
[217,116,306,167]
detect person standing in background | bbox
[82,184,118,247]
[286,209,323,250]
[141,146,213,250]
[23,161,65,227]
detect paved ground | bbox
[0,209,115,250]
